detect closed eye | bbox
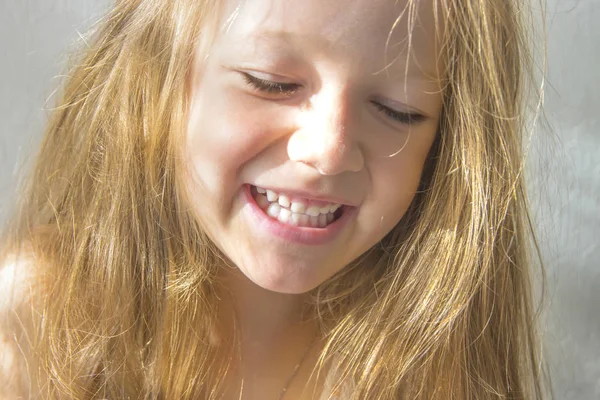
[241,72,300,96]
[371,101,426,125]
[241,72,425,125]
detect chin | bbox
[239,258,339,295]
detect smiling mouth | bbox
[250,185,345,229]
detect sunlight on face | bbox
[184,0,443,293]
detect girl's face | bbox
[185,0,443,293]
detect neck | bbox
[213,266,321,399]
[215,266,316,344]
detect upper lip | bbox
[250,184,358,207]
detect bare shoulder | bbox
[0,253,44,399]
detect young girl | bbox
[1,0,548,398]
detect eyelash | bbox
[242,73,300,95]
[371,102,425,125]
[241,73,425,125]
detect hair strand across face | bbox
[0,0,549,398]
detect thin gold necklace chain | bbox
[278,333,319,400]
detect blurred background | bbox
[0,1,598,398]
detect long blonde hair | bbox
[1,0,549,398]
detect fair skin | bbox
[0,0,442,399]
[184,0,442,398]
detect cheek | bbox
[186,85,285,178]
[184,79,291,225]
[367,133,436,228]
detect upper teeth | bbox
[256,187,341,216]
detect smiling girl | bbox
[1,0,547,398]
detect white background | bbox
[0,1,598,398]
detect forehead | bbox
[219,0,441,79]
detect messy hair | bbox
[1,0,549,398]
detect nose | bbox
[287,86,364,175]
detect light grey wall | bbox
[532,1,600,398]
[0,0,112,220]
[0,1,598,398]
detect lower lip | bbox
[242,184,356,246]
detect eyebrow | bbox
[239,29,332,56]
[232,29,440,80]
